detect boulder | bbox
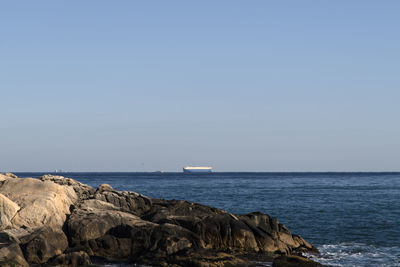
[45,251,91,267]
[130,222,203,261]
[19,226,68,264]
[239,212,319,254]
[0,194,20,230]
[68,199,152,244]
[67,198,157,260]
[272,255,322,267]
[0,232,28,267]
[0,178,77,229]
[93,184,152,216]
[143,200,318,256]
[39,175,95,201]
[67,198,203,262]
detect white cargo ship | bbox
[183,166,212,173]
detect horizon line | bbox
[8,171,400,174]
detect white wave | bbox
[305,242,400,267]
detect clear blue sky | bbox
[1,1,399,172]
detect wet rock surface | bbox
[0,173,320,266]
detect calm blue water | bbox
[16,172,400,267]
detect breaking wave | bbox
[307,242,400,267]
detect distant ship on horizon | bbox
[183,166,212,173]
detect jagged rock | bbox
[143,200,318,256]
[19,226,68,264]
[67,198,157,259]
[0,194,20,230]
[67,195,318,265]
[131,223,203,260]
[0,232,29,267]
[93,184,152,216]
[45,251,91,267]
[143,199,225,222]
[292,235,318,254]
[67,199,203,262]
[0,178,77,228]
[39,175,95,201]
[239,212,319,254]
[68,199,152,244]
[96,183,114,192]
[272,255,322,267]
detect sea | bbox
[16,172,400,267]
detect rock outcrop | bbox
[0,173,320,266]
[19,226,68,264]
[0,177,77,229]
[39,175,94,201]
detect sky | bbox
[1,1,399,172]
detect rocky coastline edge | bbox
[0,173,321,267]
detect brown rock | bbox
[0,194,20,230]
[239,212,319,254]
[68,198,203,262]
[67,198,157,260]
[144,201,318,256]
[39,175,95,201]
[272,255,322,267]
[0,232,29,267]
[93,184,152,216]
[68,199,153,244]
[0,174,319,267]
[0,173,18,181]
[0,178,77,229]
[96,183,114,192]
[19,226,68,264]
[45,251,91,267]
[141,249,252,267]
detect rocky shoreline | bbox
[0,173,321,266]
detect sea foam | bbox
[307,242,400,267]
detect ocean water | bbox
[16,172,400,267]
